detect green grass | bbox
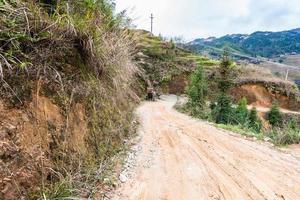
[216,124,264,140]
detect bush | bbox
[248,107,262,133]
[267,103,283,127]
[269,127,300,146]
[187,64,207,117]
[235,98,249,125]
[213,93,234,124]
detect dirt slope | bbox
[231,84,300,111]
[113,95,300,200]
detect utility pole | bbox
[150,13,154,35]
[285,69,289,81]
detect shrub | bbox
[213,93,234,124]
[235,98,249,125]
[248,107,262,133]
[267,103,283,127]
[187,64,207,115]
[269,127,300,146]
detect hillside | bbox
[187,28,300,58]
[132,31,300,109]
[133,30,219,94]
[0,1,139,199]
[2,1,300,200]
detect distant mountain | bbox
[186,28,300,58]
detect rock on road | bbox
[113,95,300,200]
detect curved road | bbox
[113,95,300,200]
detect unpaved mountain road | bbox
[113,95,300,200]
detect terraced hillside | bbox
[134,30,219,94]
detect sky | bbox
[115,0,300,40]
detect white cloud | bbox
[115,0,300,40]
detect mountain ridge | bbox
[187,28,300,58]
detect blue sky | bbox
[115,0,300,40]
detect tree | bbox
[187,64,207,110]
[213,93,233,124]
[249,107,262,133]
[218,51,234,93]
[235,98,248,125]
[212,51,235,124]
[267,103,283,127]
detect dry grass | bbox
[0,0,140,198]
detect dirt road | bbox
[248,105,300,115]
[113,95,300,200]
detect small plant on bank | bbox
[213,93,234,124]
[235,98,249,125]
[248,107,262,133]
[269,118,300,146]
[187,64,208,118]
[267,102,283,127]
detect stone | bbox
[119,173,128,183]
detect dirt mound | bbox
[231,84,300,111]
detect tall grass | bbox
[0,0,139,198]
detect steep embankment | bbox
[231,83,300,111]
[231,65,300,111]
[0,1,138,199]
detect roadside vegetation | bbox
[0,0,139,199]
[179,52,300,147]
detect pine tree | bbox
[249,107,262,133]
[218,51,234,93]
[213,51,235,124]
[235,98,249,125]
[187,64,207,110]
[214,93,233,124]
[267,103,283,127]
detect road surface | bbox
[113,95,300,200]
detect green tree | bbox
[213,93,233,124]
[218,51,234,93]
[235,98,248,125]
[212,51,235,124]
[187,64,207,110]
[170,39,176,50]
[267,103,283,127]
[249,107,262,133]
